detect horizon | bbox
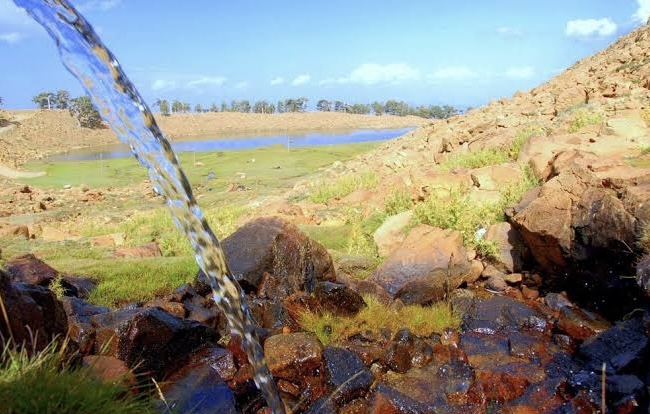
[1,1,649,110]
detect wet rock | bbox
[373,210,413,256]
[82,355,136,388]
[370,383,436,413]
[314,281,366,316]
[449,288,477,315]
[91,307,216,378]
[484,222,527,273]
[61,276,96,299]
[557,306,611,342]
[114,241,162,258]
[0,271,67,350]
[338,398,370,414]
[485,275,508,293]
[504,273,523,284]
[5,253,58,285]
[60,296,109,353]
[323,346,374,405]
[544,292,573,311]
[577,317,649,373]
[304,397,337,414]
[158,364,238,414]
[197,217,335,297]
[143,298,186,318]
[636,253,650,295]
[370,225,470,305]
[463,296,547,334]
[264,332,323,380]
[520,285,539,300]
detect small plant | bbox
[474,238,500,261]
[309,173,378,203]
[298,294,460,346]
[440,147,509,171]
[568,109,603,133]
[0,340,152,414]
[49,275,66,299]
[508,125,545,160]
[639,221,650,253]
[384,189,413,216]
[343,208,378,257]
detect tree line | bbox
[32,90,103,129]
[154,97,459,119]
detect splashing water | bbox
[15,1,285,412]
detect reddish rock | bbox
[521,285,540,300]
[114,242,162,258]
[313,281,366,316]
[143,298,186,318]
[373,210,413,257]
[370,225,470,305]
[557,306,611,341]
[484,222,527,273]
[82,355,136,387]
[5,253,58,286]
[264,332,323,380]
[0,224,30,239]
[323,346,374,405]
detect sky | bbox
[1,0,649,110]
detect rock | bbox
[504,273,523,284]
[0,270,67,350]
[5,253,58,286]
[482,264,505,279]
[0,224,29,239]
[158,364,238,414]
[462,296,547,334]
[114,242,162,258]
[91,307,216,378]
[471,163,523,191]
[520,285,540,300]
[557,306,611,342]
[485,275,508,293]
[82,355,136,388]
[544,292,573,310]
[370,383,435,414]
[465,259,484,283]
[313,281,366,316]
[484,222,527,273]
[61,276,96,299]
[369,225,470,305]
[373,210,413,256]
[264,332,323,380]
[60,296,109,353]
[636,253,650,296]
[197,217,335,297]
[323,347,374,405]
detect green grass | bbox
[414,165,539,254]
[568,109,603,133]
[299,294,459,346]
[508,125,545,160]
[440,147,510,171]
[384,189,413,216]
[0,340,152,414]
[309,172,378,203]
[22,142,380,193]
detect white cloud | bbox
[496,26,523,37]
[291,74,311,86]
[78,0,121,12]
[186,76,227,88]
[0,0,34,26]
[234,81,249,89]
[504,66,535,79]
[634,0,650,23]
[429,66,477,81]
[151,79,176,91]
[565,18,617,37]
[0,32,22,44]
[337,63,419,85]
[270,77,285,86]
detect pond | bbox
[48,127,414,161]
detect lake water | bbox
[48,127,413,162]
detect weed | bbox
[343,208,378,257]
[440,147,509,171]
[49,275,66,299]
[0,340,152,413]
[568,109,603,133]
[299,294,459,346]
[474,239,500,261]
[384,189,413,216]
[508,125,545,160]
[639,221,650,253]
[309,172,378,204]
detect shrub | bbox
[384,189,413,216]
[299,295,459,346]
[568,109,603,133]
[508,125,545,160]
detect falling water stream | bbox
[16,1,286,412]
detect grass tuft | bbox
[508,125,545,160]
[0,340,152,414]
[384,189,413,216]
[299,294,459,346]
[568,109,603,133]
[440,147,509,171]
[309,172,377,204]
[639,221,650,253]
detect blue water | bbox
[49,127,412,161]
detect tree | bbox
[209,103,219,112]
[333,100,346,112]
[371,101,384,116]
[154,99,170,116]
[316,99,331,112]
[171,100,183,113]
[194,104,203,113]
[69,95,103,129]
[347,103,370,114]
[33,92,54,109]
[253,100,274,114]
[54,90,70,109]
[220,101,228,112]
[277,100,285,113]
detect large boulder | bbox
[373,210,413,257]
[197,217,335,297]
[369,225,470,305]
[0,270,67,350]
[484,222,528,273]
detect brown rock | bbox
[521,285,540,300]
[82,355,136,387]
[0,224,29,239]
[373,210,413,257]
[471,163,523,191]
[264,332,323,380]
[484,222,527,273]
[114,242,162,258]
[465,260,484,283]
[370,225,470,305]
[5,253,58,286]
[313,281,366,316]
[557,306,611,341]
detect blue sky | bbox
[1,0,649,109]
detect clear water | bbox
[48,127,412,162]
[16,1,285,412]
